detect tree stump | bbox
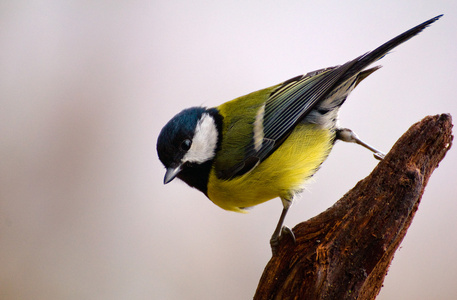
[254,114,453,300]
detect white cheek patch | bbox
[183,113,218,164]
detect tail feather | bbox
[354,66,382,88]
[340,15,443,84]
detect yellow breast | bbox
[207,123,334,212]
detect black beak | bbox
[164,165,182,184]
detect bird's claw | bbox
[373,152,385,160]
[270,226,296,256]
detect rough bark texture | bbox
[254,114,453,300]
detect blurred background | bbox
[1,1,456,299]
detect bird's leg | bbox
[336,128,385,160]
[270,198,296,256]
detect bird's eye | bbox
[180,139,192,151]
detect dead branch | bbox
[254,114,453,300]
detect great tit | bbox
[157,15,441,255]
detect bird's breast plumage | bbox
[207,123,335,212]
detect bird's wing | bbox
[259,61,356,148]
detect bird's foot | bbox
[270,226,296,256]
[373,152,385,160]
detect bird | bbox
[156,15,442,255]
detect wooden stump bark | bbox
[254,114,453,300]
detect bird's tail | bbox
[339,15,442,84]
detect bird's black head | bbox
[157,107,205,170]
[157,107,222,194]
